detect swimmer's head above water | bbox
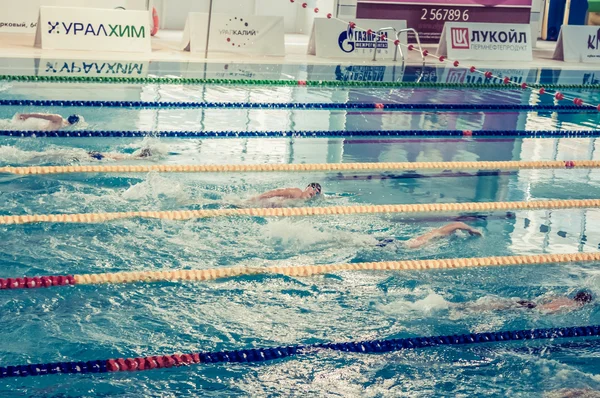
[305,183,322,198]
[573,290,593,305]
[67,114,83,125]
[67,114,84,125]
[138,148,152,158]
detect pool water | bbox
[1,63,600,396]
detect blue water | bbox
[1,61,600,396]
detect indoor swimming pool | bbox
[0,62,600,396]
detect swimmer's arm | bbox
[436,222,482,237]
[255,188,303,200]
[17,113,65,124]
[405,222,482,249]
[102,153,128,160]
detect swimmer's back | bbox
[1,115,54,131]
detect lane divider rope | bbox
[2,74,600,90]
[2,129,600,139]
[0,160,596,176]
[0,99,596,111]
[3,252,600,290]
[2,199,600,226]
[1,324,598,378]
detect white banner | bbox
[438,22,532,61]
[308,18,407,60]
[34,6,151,53]
[553,26,600,63]
[0,0,146,33]
[182,13,285,56]
[36,58,148,77]
[181,13,209,53]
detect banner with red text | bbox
[438,22,532,61]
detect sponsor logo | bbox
[338,26,388,54]
[44,61,144,75]
[446,69,466,83]
[588,28,600,50]
[46,21,145,38]
[583,72,599,85]
[450,27,469,49]
[335,65,386,82]
[220,17,257,48]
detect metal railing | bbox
[372,28,425,64]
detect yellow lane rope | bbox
[73,252,600,286]
[0,160,595,175]
[2,199,600,225]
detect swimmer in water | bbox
[376,222,483,249]
[461,290,593,314]
[12,113,84,131]
[252,183,322,205]
[84,148,153,161]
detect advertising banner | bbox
[0,0,146,33]
[438,22,532,61]
[552,69,600,86]
[36,58,148,77]
[553,26,600,63]
[34,6,151,52]
[307,64,405,82]
[307,18,407,60]
[356,0,532,43]
[182,13,285,56]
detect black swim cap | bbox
[308,183,322,195]
[139,148,152,158]
[574,290,593,304]
[67,115,81,124]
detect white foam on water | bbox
[378,292,451,315]
[120,136,169,160]
[121,172,189,203]
[261,219,377,250]
[0,145,89,164]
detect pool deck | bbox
[0,30,592,71]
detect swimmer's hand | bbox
[439,222,482,237]
[323,192,361,199]
[464,226,482,237]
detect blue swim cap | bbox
[67,115,81,125]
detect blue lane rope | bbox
[2,325,599,378]
[1,130,600,139]
[0,99,596,111]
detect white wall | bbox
[156,0,257,30]
[255,0,297,32]
[295,0,335,34]
[155,0,335,33]
[336,0,357,19]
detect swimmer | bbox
[545,388,600,398]
[11,113,84,131]
[252,183,322,203]
[85,148,153,161]
[461,290,594,314]
[376,222,483,249]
